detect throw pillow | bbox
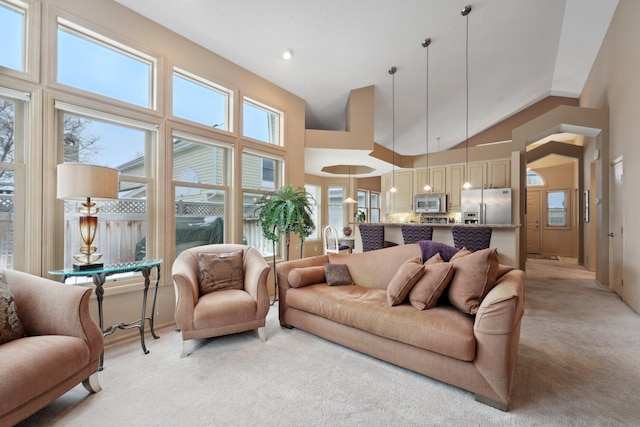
[0,271,26,344]
[450,247,471,261]
[387,256,425,307]
[324,263,354,286]
[408,262,454,310]
[447,247,500,314]
[288,266,326,288]
[418,240,460,262]
[197,250,244,295]
[424,252,444,265]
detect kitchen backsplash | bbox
[385,212,462,224]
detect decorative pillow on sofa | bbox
[447,247,499,314]
[424,252,444,265]
[387,256,425,307]
[418,240,460,262]
[324,264,353,286]
[288,266,326,288]
[450,247,472,261]
[197,250,245,295]
[408,262,455,310]
[0,271,26,344]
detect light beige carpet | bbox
[17,261,640,426]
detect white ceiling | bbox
[116,0,618,176]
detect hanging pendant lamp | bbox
[389,66,397,193]
[462,5,473,190]
[343,165,357,204]
[422,37,432,192]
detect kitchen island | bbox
[353,223,520,267]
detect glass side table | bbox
[50,259,162,370]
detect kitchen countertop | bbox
[378,222,520,229]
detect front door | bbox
[609,158,624,297]
[526,189,541,254]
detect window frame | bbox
[52,16,159,111]
[171,67,233,133]
[0,0,39,82]
[545,189,570,229]
[242,97,283,146]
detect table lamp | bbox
[57,163,119,270]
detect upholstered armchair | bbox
[172,244,271,357]
[0,269,103,426]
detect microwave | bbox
[414,194,448,213]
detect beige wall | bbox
[580,0,639,313]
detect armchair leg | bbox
[82,373,102,393]
[181,339,194,358]
[258,327,267,342]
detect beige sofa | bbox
[276,243,525,411]
[0,269,103,426]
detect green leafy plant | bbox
[354,209,366,223]
[254,185,316,261]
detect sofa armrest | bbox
[472,269,525,406]
[8,270,103,363]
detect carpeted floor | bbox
[17,260,640,426]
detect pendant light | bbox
[422,37,432,192]
[343,165,357,204]
[462,5,472,190]
[389,66,397,193]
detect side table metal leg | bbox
[92,273,107,371]
[139,267,151,354]
[148,264,161,339]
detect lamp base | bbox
[73,262,104,271]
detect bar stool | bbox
[451,225,492,252]
[401,224,433,244]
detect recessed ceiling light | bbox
[282,49,294,60]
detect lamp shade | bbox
[57,163,119,200]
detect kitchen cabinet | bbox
[415,167,446,194]
[488,159,510,188]
[382,170,413,212]
[446,164,464,211]
[467,162,487,189]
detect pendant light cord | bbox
[463,6,471,184]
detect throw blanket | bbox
[418,240,460,262]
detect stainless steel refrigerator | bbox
[461,188,512,224]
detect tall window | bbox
[242,151,283,256]
[0,0,25,72]
[370,192,381,223]
[327,186,346,231]
[547,190,568,227]
[58,106,155,270]
[357,190,369,222]
[172,68,231,131]
[243,98,281,145]
[0,90,27,269]
[173,132,230,256]
[57,20,156,108]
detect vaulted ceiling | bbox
[116,0,618,175]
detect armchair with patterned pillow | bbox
[171,244,271,357]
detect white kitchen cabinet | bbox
[488,159,510,188]
[446,164,464,211]
[467,162,487,189]
[415,167,446,194]
[382,170,413,212]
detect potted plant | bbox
[254,185,316,303]
[354,209,366,223]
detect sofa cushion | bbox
[418,241,460,262]
[0,271,25,344]
[197,250,244,295]
[286,284,476,361]
[387,256,424,306]
[288,266,326,288]
[324,264,353,286]
[450,247,471,261]
[448,247,500,314]
[409,262,455,310]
